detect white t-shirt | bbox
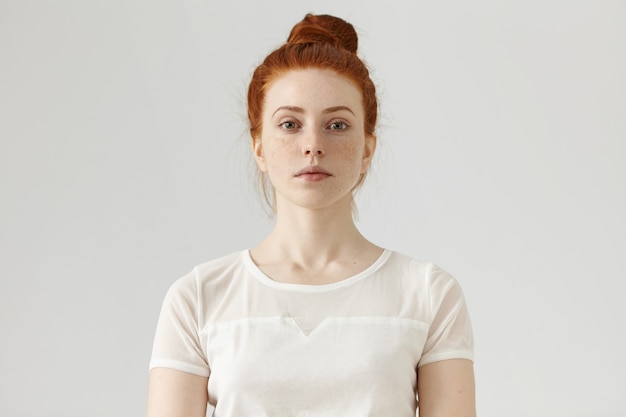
[150,249,473,416]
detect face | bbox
[253,68,376,212]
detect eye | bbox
[279,121,299,130]
[328,120,349,131]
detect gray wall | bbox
[1,1,624,416]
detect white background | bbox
[1,1,624,416]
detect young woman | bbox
[147,13,475,417]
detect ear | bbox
[360,134,377,173]
[252,136,267,172]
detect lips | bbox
[295,166,332,181]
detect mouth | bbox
[295,166,332,181]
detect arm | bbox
[147,368,208,417]
[417,359,476,417]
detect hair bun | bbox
[287,14,358,54]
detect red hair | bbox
[247,14,378,139]
[247,14,378,211]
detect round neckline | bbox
[242,249,391,293]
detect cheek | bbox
[335,141,364,166]
[261,140,296,171]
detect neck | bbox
[255,195,370,268]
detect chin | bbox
[282,193,354,212]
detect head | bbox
[247,13,378,211]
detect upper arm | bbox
[417,359,476,417]
[147,368,208,417]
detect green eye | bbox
[280,121,298,130]
[329,121,348,130]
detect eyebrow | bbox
[271,105,355,118]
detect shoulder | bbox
[193,251,246,281]
[382,250,467,308]
[383,250,457,287]
[166,251,246,299]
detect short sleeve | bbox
[418,264,474,367]
[149,271,210,377]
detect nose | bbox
[303,130,325,157]
[304,146,324,156]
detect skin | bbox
[146,68,476,417]
[251,68,381,284]
[418,359,476,417]
[147,368,207,417]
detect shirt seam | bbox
[243,249,392,293]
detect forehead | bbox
[263,68,363,115]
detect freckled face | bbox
[253,68,376,211]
